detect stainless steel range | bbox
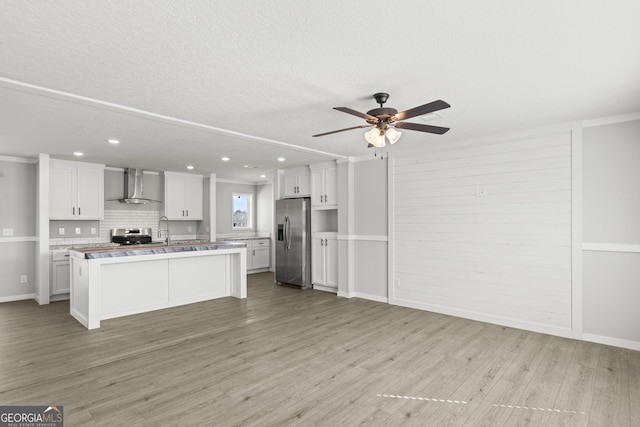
[111,228,153,245]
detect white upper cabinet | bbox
[283,170,310,198]
[310,163,337,209]
[164,172,203,220]
[50,160,104,220]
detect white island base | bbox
[69,244,246,329]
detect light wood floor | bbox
[1,273,638,426]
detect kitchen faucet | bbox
[158,215,171,245]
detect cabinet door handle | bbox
[324,195,328,203]
[78,207,81,216]
[186,210,189,217]
[325,238,328,245]
[72,207,75,215]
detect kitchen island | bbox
[69,241,247,329]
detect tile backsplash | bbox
[99,210,161,240]
[50,210,203,246]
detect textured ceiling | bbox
[1,1,639,182]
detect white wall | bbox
[582,119,640,348]
[391,130,574,335]
[0,158,37,301]
[256,182,273,234]
[353,158,388,300]
[216,181,257,236]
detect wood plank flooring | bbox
[1,272,638,426]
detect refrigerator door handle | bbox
[283,216,287,249]
[284,216,291,250]
[287,216,292,250]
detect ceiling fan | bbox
[312,93,451,148]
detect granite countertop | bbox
[70,241,247,259]
[51,243,119,251]
[216,236,270,242]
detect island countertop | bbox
[69,240,247,329]
[70,241,247,259]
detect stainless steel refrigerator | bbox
[275,198,311,288]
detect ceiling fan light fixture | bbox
[385,127,402,144]
[365,128,386,148]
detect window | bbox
[232,193,252,229]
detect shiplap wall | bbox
[392,131,573,332]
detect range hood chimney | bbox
[119,168,160,204]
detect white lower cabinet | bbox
[51,250,71,295]
[312,233,338,290]
[221,237,270,273]
[248,238,270,272]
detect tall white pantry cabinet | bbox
[309,161,339,293]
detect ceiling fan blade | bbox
[393,99,450,121]
[394,121,450,135]
[333,107,378,122]
[312,124,374,137]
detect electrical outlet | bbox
[475,186,487,197]
[91,227,97,235]
[187,226,193,233]
[20,275,27,283]
[2,228,13,236]
[59,228,65,236]
[75,227,81,235]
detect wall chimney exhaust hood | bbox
[119,168,160,204]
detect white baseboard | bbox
[313,284,337,294]
[389,296,574,339]
[582,333,640,351]
[0,293,35,303]
[354,292,388,303]
[337,291,388,303]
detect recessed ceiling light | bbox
[221,157,230,162]
[73,152,84,156]
[277,157,285,162]
[107,139,120,144]
[260,174,266,179]
[186,165,194,170]
[243,164,259,169]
